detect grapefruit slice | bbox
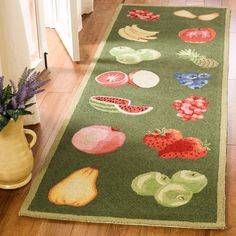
[115,104,153,115]
[95,71,128,87]
[128,70,160,88]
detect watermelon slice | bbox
[114,104,153,115]
[90,96,153,115]
[90,96,131,105]
[95,71,128,87]
[89,96,131,113]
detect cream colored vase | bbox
[0,117,37,189]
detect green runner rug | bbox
[20,4,229,229]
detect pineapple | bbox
[177,49,219,68]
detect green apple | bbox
[136,49,161,61]
[171,170,208,193]
[116,53,142,64]
[131,172,170,196]
[109,46,136,57]
[154,183,193,207]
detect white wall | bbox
[0,56,2,76]
[0,0,39,124]
[0,0,31,84]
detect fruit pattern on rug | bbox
[23,5,227,226]
[48,8,218,207]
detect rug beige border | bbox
[19,4,230,229]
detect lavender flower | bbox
[0,68,49,131]
[11,96,17,109]
[9,80,16,94]
[0,76,3,99]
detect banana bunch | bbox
[118,25,159,42]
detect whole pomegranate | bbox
[71,125,126,154]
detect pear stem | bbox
[92,161,104,170]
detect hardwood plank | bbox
[0,188,37,236]
[124,0,162,5]
[222,0,236,9]
[204,0,222,7]
[161,0,170,6]
[168,0,186,5]
[229,33,236,80]
[186,1,204,6]
[30,220,74,236]
[228,80,236,145]
[229,15,236,33]
[30,92,74,175]
[208,146,236,236]
[222,0,236,33]
[0,92,75,236]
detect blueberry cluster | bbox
[174,72,211,89]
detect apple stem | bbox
[111,123,124,131]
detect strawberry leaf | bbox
[202,140,211,150]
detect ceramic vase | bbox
[0,117,37,189]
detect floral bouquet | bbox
[0,68,49,131]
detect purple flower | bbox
[11,96,17,109]
[9,80,16,94]
[0,76,3,99]
[0,68,49,130]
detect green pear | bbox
[171,170,208,193]
[131,172,170,196]
[109,46,135,57]
[116,53,142,64]
[154,183,193,207]
[136,49,161,61]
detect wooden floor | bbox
[0,0,235,235]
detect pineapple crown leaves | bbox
[0,67,49,131]
[176,49,206,60]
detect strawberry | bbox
[158,137,210,159]
[143,128,183,150]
